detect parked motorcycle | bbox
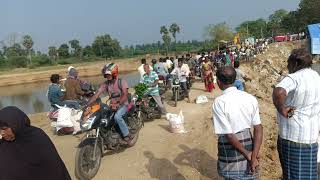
[75,95,143,180]
[171,75,182,107]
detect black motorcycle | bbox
[75,95,143,180]
[135,92,162,122]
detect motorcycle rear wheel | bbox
[75,142,102,180]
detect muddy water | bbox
[0,73,140,114]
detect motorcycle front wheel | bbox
[75,142,102,180]
[174,88,178,107]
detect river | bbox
[0,73,140,114]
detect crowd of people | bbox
[0,45,320,180]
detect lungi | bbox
[277,136,318,180]
[217,129,258,180]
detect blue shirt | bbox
[47,84,64,106]
[142,71,159,96]
[154,63,168,76]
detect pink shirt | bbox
[98,78,129,104]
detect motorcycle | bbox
[171,75,183,107]
[75,94,143,180]
[135,93,162,122]
[47,82,95,135]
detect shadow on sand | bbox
[144,151,186,180]
[173,144,220,180]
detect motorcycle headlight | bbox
[174,79,180,84]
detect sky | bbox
[1,0,300,52]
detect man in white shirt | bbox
[272,48,320,180]
[212,66,263,180]
[138,58,153,81]
[171,58,190,102]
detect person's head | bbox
[151,59,157,65]
[159,57,163,63]
[178,58,184,67]
[141,58,146,65]
[216,66,236,90]
[287,48,312,74]
[234,61,240,68]
[186,53,191,59]
[68,68,78,78]
[170,57,174,61]
[50,74,60,84]
[67,66,74,73]
[0,106,31,142]
[102,63,119,81]
[144,64,150,74]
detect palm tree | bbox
[22,35,34,65]
[169,23,180,43]
[160,26,171,55]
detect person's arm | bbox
[272,87,293,118]
[119,89,128,105]
[225,134,252,161]
[119,80,129,105]
[250,124,263,172]
[75,80,85,96]
[86,84,105,106]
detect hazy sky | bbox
[1,0,300,52]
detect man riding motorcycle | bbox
[170,58,191,102]
[85,63,132,144]
[141,64,167,115]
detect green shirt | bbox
[142,71,159,96]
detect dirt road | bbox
[30,82,224,180]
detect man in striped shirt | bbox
[142,64,166,114]
[273,48,320,180]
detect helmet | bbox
[101,63,119,78]
[151,59,157,64]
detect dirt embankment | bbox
[0,58,142,87]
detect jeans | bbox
[114,105,129,137]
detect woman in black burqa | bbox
[0,106,71,180]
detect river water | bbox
[0,73,140,114]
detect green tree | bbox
[268,9,288,36]
[83,45,94,57]
[295,0,320,30]
[92,34,121,59]
[205,22,234,48]
[5,44,25,57]
[68,39,82,58]
[160,26,171,55]
[236,19,267,39]
[22,35,34,65]
[48,46,58,60]
[169,23,180,43]
[58,44,69,58]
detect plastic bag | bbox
[70,109,83,134]
[166,111,186,133]
[56,106,73,131]
[196,95,208,104]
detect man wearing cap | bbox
[64,68,84,105]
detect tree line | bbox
[204,0,320,49]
